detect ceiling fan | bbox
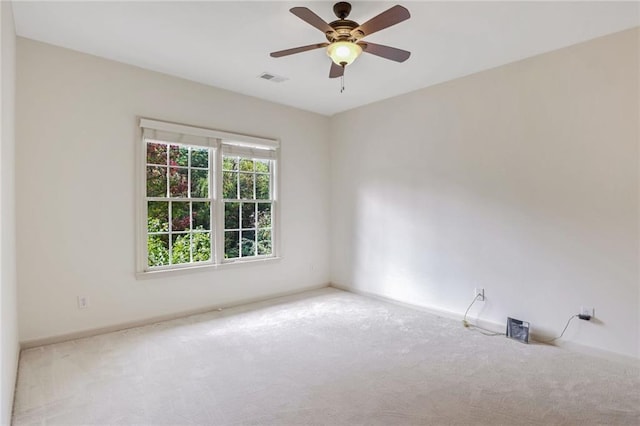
[270,2,411,80]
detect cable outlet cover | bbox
[580,307,594,318]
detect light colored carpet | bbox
[13,288,640,425]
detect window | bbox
[146,142,213,267]
[222,156,273,259]
[138,119,278,274]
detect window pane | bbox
[239,158,254,172]
[171,234,191,265]
[148,234,169,267]
[225,231,239,259]
[172,202,191,231]
[255,160,270,173]
[225,202,240,229]
[241,230,256,257]
[169,167,188,197]
[256,174,270,200]
[242,203,256,229]
[146,166,167,197]
[223,172,238,199]
[258,203,271,228]
[191,148,208,168]
[190,169,209,198]
[257,229,272,255]
[169,145,189,166]
[148,201,169,232]
[147,143,167,165]
[223,157,238,171]
[239,173,254,199]
[192,202,210,230]
[192,232,211,262]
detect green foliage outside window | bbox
[223,156,272,260]
[145,142,274,268]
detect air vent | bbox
[258,72,288,83]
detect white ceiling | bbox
[12,1,640,116]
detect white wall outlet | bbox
[475,288,485,301]
[580,306,594,318]
[77,296,89,309]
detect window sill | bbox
[136,256,281,280]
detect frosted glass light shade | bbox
[327,41,363,66]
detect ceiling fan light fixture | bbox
[327,41,362,66]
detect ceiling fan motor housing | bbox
[326,20,361,43]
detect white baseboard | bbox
[21,283,330,349]
[21,282,639,367]
[9,344,20,423]
[544,339,640,367]
[330,283,640,367]
[330,283,503,331]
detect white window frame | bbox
[136,118,280,277]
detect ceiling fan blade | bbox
[270,43,329,58]
[351,5,410,37]
[329,62,344,79]
[290,7,336,36]
[358,42,411,62]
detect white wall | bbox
[12,21,640,362]
[16,38,331,342]
[330,28,640,359]
[0,1,18,423]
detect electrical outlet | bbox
[77,296,89,309]
[580,306,594,318]
[474,288,485,301]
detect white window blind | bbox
[221,143,278,160]
[142,127,217,148]
[140,118,279,154]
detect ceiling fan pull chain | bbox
[340,74,345,93]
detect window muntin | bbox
[139,119,278,274]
